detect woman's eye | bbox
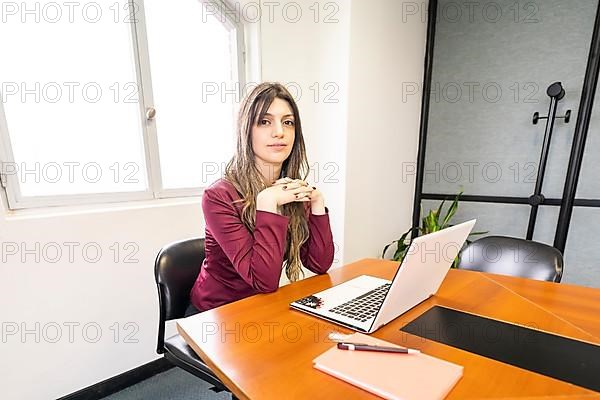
[284,120,295,126]
[259,119,270,125]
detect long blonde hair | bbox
[224,82,310,282]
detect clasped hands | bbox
[257,177,326,215]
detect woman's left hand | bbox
[308,186,326,214]
[273,177,326,214]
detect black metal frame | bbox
[412,0,438,232]
[412,0,600,253]
[554,6,600,250]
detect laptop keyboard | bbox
[329,283,391,322]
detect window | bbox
[0,0,245,209]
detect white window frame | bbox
[0,0,250,210]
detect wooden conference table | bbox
[177,259,600,399]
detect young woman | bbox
[186,82,334,315]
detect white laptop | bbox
[290,219,476,333]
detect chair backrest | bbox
[154,238,205,353]
[457,236,563,283]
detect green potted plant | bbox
[381,192,486,268]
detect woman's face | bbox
[251,97,296,172]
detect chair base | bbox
[163,334,230,393]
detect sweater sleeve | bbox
[202,188,289,293]
[301,207,335,274]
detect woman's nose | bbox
[272,122,284,138]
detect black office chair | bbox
[154,238,232,396]
[457,236,564,283]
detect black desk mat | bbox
[400,306,600,392]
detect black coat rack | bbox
[526,82,571,239]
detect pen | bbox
[337,342,420,354]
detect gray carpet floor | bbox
[100,368,233,400]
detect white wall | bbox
[260,0,352,271]
[0,1,427,398]
[0,199,203,399]
[261,0,427,269]
[343,0,427,263]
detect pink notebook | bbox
[313,333,463,400]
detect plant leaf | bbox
[435,198,446,225]
[382,228,413,260]
[385,191,488,265]
[381,240,397,258]
[441,192,462,228]
[392,228,413,261]
[424,210,439,233]
[392,243,407,261]
[451,255,460,269]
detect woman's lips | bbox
[268,144,288,151]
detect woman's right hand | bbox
[256,177,313,214]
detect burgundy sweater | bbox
[190,178,334,312]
